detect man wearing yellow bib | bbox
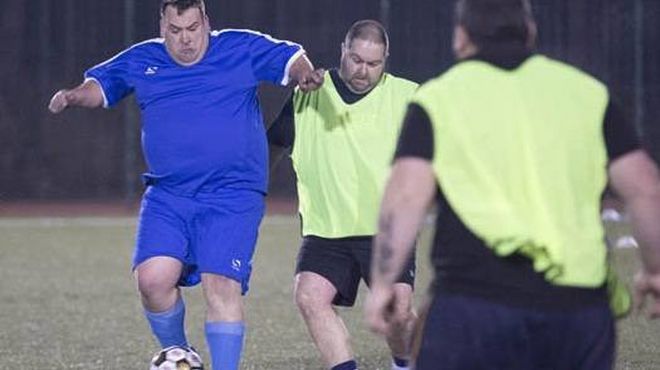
[269,20,418,370]
[365,0,660,369]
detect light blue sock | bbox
[144,296,188,348]
[205,321,245,370]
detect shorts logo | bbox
[231,259,242,271]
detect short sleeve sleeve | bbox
[394,103,435,161]
[84,48,135,108]
[603,99,642,161]
[247,31,304,86]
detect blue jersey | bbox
[84,29,304,195]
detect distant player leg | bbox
[136,256,188,348]
[385,283,416,370]
[294,272,356,370]
[202,274,245,370]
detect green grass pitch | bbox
[0,215,658,369]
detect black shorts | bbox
[295,235,416,307]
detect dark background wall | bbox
[1,0,658,200]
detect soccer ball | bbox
[150,346,204,370]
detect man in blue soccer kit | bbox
[48,0,323,368]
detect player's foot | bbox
[392,358,411,370]
[149,345,204,369]
[186,346,204,367]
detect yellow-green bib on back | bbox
[414,55,609,287]
[292,71,418,237]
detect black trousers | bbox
[416,293,615,370]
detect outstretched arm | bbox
[609,150,660,318]
[48,79,104,113]
[365,157,436,335]
[287,54,325,92]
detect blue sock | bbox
[144,296,188,348]
[205,321,245,370]
[332,360,358,370]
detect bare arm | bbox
[48,79,104,113]
[366,157,437,335]
[287,54,324,92]
[609,149,660,317]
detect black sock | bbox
[393,356,409,367]
[331,359,358,370]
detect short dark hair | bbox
[160,0,206,16]
[344,19,389,55]
[455,0,534,49]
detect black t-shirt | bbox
[394,52,642,310]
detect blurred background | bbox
[1,0,658,204]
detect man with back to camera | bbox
[364,0,660,369]
[48,0,324,368]
[268,19,418,370]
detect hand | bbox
[297,68,325,92]
[633,270,660,319]
[48,89,72,113]
[364,283,395,336]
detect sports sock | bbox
[144,296,188,348]
[205,321,245,370]
[331,359,358,370]
[392,356,411,370]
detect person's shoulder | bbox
[90,38,164,68]
[126,38,164,52]
[211,28,296,45]
[527,56,603,83]
[120,37,165,58]
[408,71,455,107]
[529,55,608,93]
[383,73,419,90]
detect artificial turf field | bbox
[1,215,659,369]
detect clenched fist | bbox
[48,89,73,113]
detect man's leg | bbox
[359,239,416,370]
[192,189,264,370]
[202,273,245,370]
[294,272,357,370]
[385,283,416,370]
[135,256,188,348]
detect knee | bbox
[294,287,328,317]
[134,257,182,299]
[136,270,176,300]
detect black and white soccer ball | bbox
[150,346,204,370]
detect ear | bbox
[526,20,538,48]
[453,25,468,57]
[160,17,166,38]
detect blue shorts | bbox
[133,186,265,294]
